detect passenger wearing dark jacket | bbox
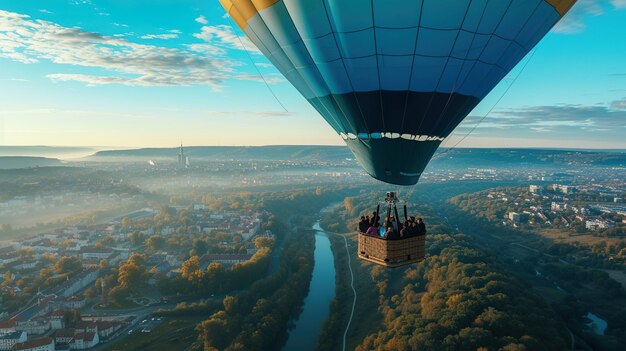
[358,216,369,233]
[416,218,426,235]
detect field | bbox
[538,228,624,246]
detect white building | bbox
[508,212,521,223]
[0,331,26,351]
[586,219,615,231]
[59,270,99,297]
[11,337,54,351]
[529,185,542,194]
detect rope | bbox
[225,16,289,112]
[435,46,539,159]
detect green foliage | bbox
[354,233,568,351]
[196,232,315,351]
[54,256,82,274]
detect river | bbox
[282,220,336,351]
[585,312,608,336]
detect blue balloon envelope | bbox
[220,0,577,185]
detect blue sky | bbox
[0,0,624,149]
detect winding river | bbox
[282,220,336,351]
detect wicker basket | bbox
[358,232,425,267]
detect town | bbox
[0,204,274,351]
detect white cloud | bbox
[195,16,208,25]
[140,33,179,40]
[0,10,244,88]
[194,25,260,54]
[553,0,626,34]
[611,0,626,8]
[611,98,626,110]
[39,9,53,14]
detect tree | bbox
[121,217,130,229]
[181,256,204,287]
[190,239,209,257]
[130,231,144,246]
[206,263,226,292]
[117,253,147,291]
[63,310,82,328]
[54,256,82,274]
[109,285,128,304]
[147,235,166,252]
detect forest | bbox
[315,188,626,351]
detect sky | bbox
[0,0,625,149]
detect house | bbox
[0,318,18,334]
[79,248,112,261]
[53,329,74,345]
[0,331,26,351]
[49,311,65,330]
[71,330,98,350]
[11,337,54,351]
[508,212,521,223]
[586,219,615,231]
[95,321,121,339]
[14,318,50,336]
[57,270,98,297]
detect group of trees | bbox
[315,190,579,351]
[195,231,314,351]
[355,232,570,351]
[1,253,86,314]
[108,253,148,304]
[162,237,274,297]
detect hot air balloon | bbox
[219,0,577,186]
[219,0,577,267]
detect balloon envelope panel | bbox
[220,0,576,185]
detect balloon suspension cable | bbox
[226,15,289,113]
[435,47,540,160]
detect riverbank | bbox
[282,222,336,351]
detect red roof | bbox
[0,318,17,329]
[12,337,53,350]
[75,321,97,330]
[54,329,75,338]
[51,310,65,317]
[84,332,97,342]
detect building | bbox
[58,270,98,297]
[11,337,54,351]
[49,311,65,330]
[529,185,542,194]
[551,202,568,212]
[79,247,112,261]
[508,212,521,223]
[95,321,121,339]
[14,319,50,336]
[586,219,615,231]
[53,329,74,345]
[0,331,26,351]
[0,318,17,334]
[177,144,188,169]
[71,331,99,350]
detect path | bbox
[339,232,356,351]
[318,227,356,351]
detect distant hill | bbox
[0,156,64,169]
[91,145,355,162]
[91,146,626,168]
[430,148,626,168]
[0,146,97,159]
